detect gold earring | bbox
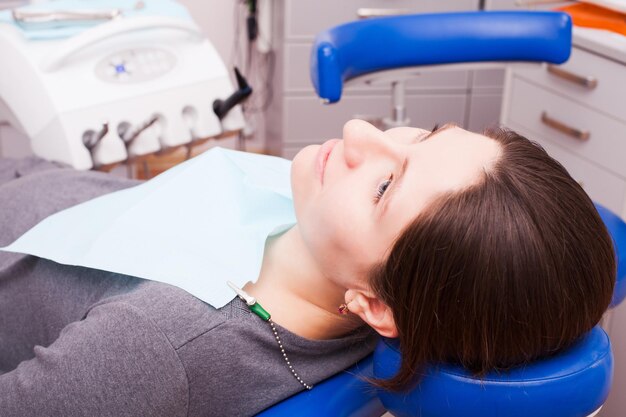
[338,303,350,315]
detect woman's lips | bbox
[316,139,340,184]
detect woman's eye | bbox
[374,174,394,203]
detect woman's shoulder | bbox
[92,279,229,350]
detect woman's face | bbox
[291,119,501,290]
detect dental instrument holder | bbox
[311,11,572,130]
[213,67,253,120]
[0,15,245,169]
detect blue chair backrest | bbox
[595,203,626,307]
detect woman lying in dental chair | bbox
[0,120,615,416]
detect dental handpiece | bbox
[118,116,160,148]
[82,122,109,150]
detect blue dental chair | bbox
[259,11,626,417]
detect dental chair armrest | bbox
[311,11,572,103]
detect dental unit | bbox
[0,1,248,169]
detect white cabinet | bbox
[501,41,626,218]
[492,0,626,219]
[480,0,574,138]
[266,0,483,157]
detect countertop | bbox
[573,26,626,65]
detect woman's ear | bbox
[345,289,398,338]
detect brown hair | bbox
[370,126,616,391]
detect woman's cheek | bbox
[290,145,319,215]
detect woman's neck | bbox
[243,226,363,340]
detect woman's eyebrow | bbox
[419,122,457,142]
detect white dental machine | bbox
[0,3,245,169]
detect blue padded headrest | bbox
[311,11,572,103]
[374,326,612,417]
[595,203,626,308]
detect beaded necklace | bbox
[227,281,313,390]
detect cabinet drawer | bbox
[508,120,626,216]
[284,0,478,40]
[508,77,626,179]
[285,43,469,93]
[513,47,626,122]
[282,93,467,144]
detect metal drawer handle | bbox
[357,8,411,19]
[547,65,598,89]
[541,112,590,141]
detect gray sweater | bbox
[0,157,378,417]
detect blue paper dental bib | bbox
[1,148,297,308]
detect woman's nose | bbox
[342,119,399,168]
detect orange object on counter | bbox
[557,3,626,36]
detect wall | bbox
[177,0,237,66]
